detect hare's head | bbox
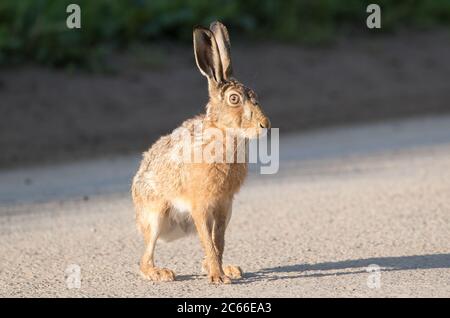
[193,21,270,139]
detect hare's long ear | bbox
[193,27,224,85]
[210,21,233,80]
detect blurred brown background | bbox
[1,0,450,168]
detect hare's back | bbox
[133,116,205,195]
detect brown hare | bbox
[132,21,270,284]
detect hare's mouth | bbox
[239,127,263,139]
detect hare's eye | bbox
[229,94,240,105]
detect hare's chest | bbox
[187,163,247,194]
[215,163,248,194]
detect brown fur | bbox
[131,21,270,284]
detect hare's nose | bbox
[259,118,271,129]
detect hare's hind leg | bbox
[137,200,176,282]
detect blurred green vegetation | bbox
[1,0,449,68]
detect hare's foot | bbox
[202,260,231,284]
[202,259,242,280]
[208,273,231,284]
[223,265,243,279]
[140,265,176,282]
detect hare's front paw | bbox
[141,266,176,282]
[223,265,243,279]
[208,273,231,284]
[202,260,243,280]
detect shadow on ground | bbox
[242,254,450,283]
